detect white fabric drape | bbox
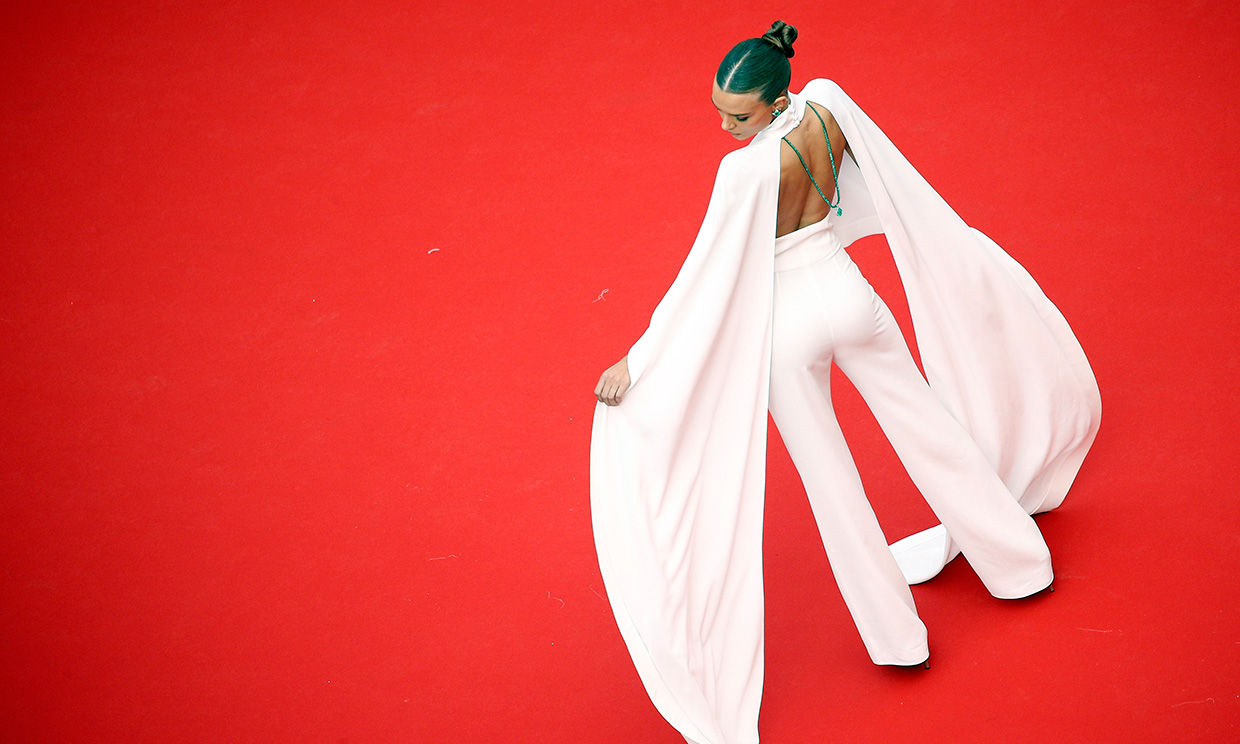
[590,80,1100,744]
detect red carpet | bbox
[2,2,1237,742]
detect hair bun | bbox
[760,20,797,58]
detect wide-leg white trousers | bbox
[768,219,1053,665]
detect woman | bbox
[591,21,1099,744]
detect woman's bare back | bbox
[776,102,850,237]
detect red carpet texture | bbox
[2,2,1237,742]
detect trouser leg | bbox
[829,258,1053,598]
[770,255,929,665]
[769,360,930,664]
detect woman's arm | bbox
[591,144,779,409]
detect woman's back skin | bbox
[776,101,851,238]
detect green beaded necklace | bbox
[781,104,843,216]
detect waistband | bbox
[774,217,842,271]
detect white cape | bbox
[590,79,1100,744]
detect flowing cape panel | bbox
[590,142,781,744]
[590,79,1100,744]
[801,80,1101,578]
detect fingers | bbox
[595,358,631,406]
[595,372,628,406]
[597,380,620,406]
[595,374,613,406]
[595,374,615,405]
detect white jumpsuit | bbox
[591,80,1099,744]
[769,217,1052,665]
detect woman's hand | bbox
[595,356,631,406]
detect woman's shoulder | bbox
[712,143,779,202]
[718,139,778,184]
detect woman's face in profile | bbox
[711,82,775,140]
